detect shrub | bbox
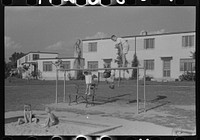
[145,75,153,81]
[179,72,195,81]
[76,70,85,80]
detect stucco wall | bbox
[82,32,195,81]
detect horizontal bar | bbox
[57,67,144,71]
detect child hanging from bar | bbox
[103,63,115,89]
[18,104,38,125]
[111,35,129,73]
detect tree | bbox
[190,51,195,59]
[9,52,25,68]
[131,53,139,79]
[114,44,123,67]
[74,39,84,80]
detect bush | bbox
[179,72,195,81]
[76,70,85,80]
[145,75,153,81]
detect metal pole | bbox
[136,67,139,115]
[56,69,58,104]
[118,70,121,87]
[64,71,66,102]
[144,67,146,113]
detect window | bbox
[144,60,154,70]
[180,59,195,72]
[25,56,28,62]
[29,55,31,61]
[88,42,97,52]
[103,59,112,68]
[104,62,111,68]
[33,54,39,60]
[163,60,171,77]
[144,38,155,49]
[182,35,194,47]
[43,61,52,72]
[62,61,71,69]
[88,61,98,71]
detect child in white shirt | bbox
[111,35,130,71]
[83,71,92,95]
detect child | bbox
[83,71,93,95]
[111,35,129,73]
[108,70,115,89]
[43,107,59,128]
[18,104,38,125]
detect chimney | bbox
[140,30,148,35]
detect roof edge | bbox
[82,31,196,42]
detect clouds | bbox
[5,36,22,50]
[45,41,74,56]
[85,32,109,39]
[45,41,66,51]
[148,29,165,34]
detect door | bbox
[163,60,171,77]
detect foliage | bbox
[179,72,195,81]
[145,75,153,81]
[190,51,195,59]
[131,53,139,79]
[9,52,25,68]
[76,70,85,80]
[5,61,12,79]
[73,39,84,80]
[114,44,123,67]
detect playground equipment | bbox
[55,67,146,114]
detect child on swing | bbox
[111,35,130,73]
[18,104,38,125]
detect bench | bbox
[67,83,98,107]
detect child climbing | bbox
[18,104,38,125]
[111,35,130,73]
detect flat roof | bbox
[82,31,195,42]
[37,57,84,60]
[27,51,58,54]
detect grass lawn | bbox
[4,77,196,131]
[5,77,195,112]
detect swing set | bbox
[55,66,146,114]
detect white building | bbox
[17,51,84,80]
[82,31,195,81]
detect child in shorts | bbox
[43,107,59,128]
[111,35,130,72]
[83,71,92,95]
[18,104,38,125]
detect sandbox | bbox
[5,115,122,135]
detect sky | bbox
[5,6,195,62]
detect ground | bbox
[4,78,196,135]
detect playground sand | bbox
[5,110,174,135]
[5,102,196,135]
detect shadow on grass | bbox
[146,101,171,112]
[128,95,167,104]
[107,93,131,100]
[79,98,120,106]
